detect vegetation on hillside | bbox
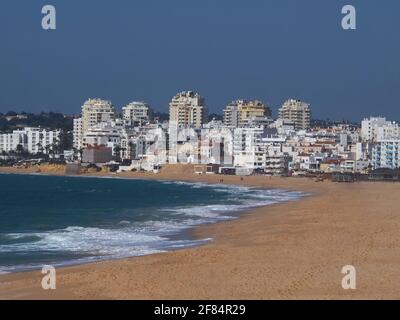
[0,111,73,132]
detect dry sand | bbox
[1,165,400,299]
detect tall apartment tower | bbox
[73,99,116,150]
[223,103,240,128]
[278,99,311,131]
[169,91,207,128]
[73,118,83,150]
[81,98,116,133]
[122,101,151,125]
[223,100,271,128]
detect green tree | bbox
[16,144,25,154]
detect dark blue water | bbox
[0,174,302,273]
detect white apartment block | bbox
[121,127,168,164]
[81,98,116,133]
[169,91,207,129]
[0,131,26,153]
[73,99,116,150]
[376,122,400,141]
[26,128,61,154]
[73,118,83,150]
[223,100,271,128]
[361,117,400,169]
[199,127,234,165]
[122,102,151,125]
[233,127,288,173]
[0,128,61,154]
[355,142,373,161]
[82,120,124,154]
[278,99,311,131]
[233,127,263,168]
[361,117,388,141]
[361,117,400,142]
[272,118,296,136]
[168,127,199,164]
[223,103,240,128]
[372,140,400,169]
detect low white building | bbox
[26,127,61,154]
[294,153,324,172]
[199,127,234,165]
[0,127,61,154]
[0,131,27,153]
[361,117,400,142]
[82,120,124,155]
[233,127,289,174]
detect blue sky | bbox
[0,0,399,121]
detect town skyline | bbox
[0,92,397,124]
[3,89,399,175]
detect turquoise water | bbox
[0,174,302,273]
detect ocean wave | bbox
[0,223,211,273]
[0,179,304,273]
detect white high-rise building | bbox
[122,102,151,125]
[169,91,207,129]
[73,118,83,150]
[73,99,116,150]
[278,99,311,131]
[81,98,116,133]
[223,100,271,128]
[223,103,240,128]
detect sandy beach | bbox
[1,165,400,299]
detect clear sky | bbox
[0,0,399,121]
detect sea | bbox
[0,173,303,273]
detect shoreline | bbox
[0,164,321,192]
[1,166,400,299]
[0,169,307,275]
